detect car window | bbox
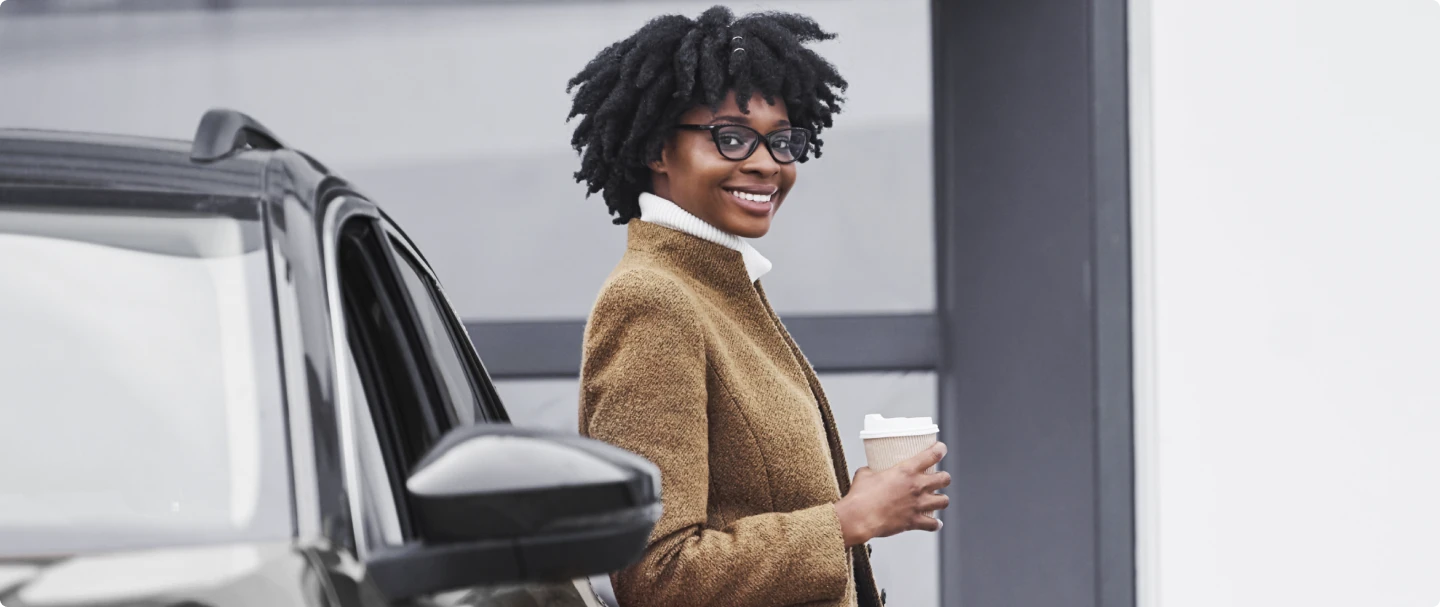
[345,345,404,549]
[332,212,601,606]
[335,216,449,547]
[0,201,291,557]
[388,239,481,427]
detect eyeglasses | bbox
[673,124,813,164]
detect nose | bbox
[739,142,782,177]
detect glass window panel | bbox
[0,208,290,556]
[390,242,481,427]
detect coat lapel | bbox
[754,282,886,607]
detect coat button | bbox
[866,544,873,557]
[881,589,887,605]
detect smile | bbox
[727,190,774,203]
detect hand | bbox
[834,442,951,547]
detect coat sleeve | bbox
[578,271,851,607]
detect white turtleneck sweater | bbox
[637,192,773,284]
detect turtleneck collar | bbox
[637,192,773,283]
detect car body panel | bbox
[0,129,267,196]
[0,541,327,607]
[259,150,359,549]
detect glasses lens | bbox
[768,128,810,163]
[713,126,760,160]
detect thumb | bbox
[904,441,946,473]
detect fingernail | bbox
[937,519,944,529]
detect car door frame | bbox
[376,213,509,425]
[321,194,513,559]
[318,192,608,607]
[315,191,459,607]
[323,193,417,562]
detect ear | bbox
[648,148,668,174]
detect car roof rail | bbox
[190,108,286,163]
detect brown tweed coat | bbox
[579,220,882,607]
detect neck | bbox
[636,192,773,283]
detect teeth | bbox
[730,190,773,203]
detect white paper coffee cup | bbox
[861,414,941,517]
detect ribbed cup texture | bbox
[864,433,939,518]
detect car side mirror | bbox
[364,424,661,599]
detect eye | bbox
[771,138,791,150]
[718,134,746,147]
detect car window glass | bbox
[390,240,481,427]
[0,204,289,557]
[345,345,404,548]
[333,216,600,606]
[335,216,442,549]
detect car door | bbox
[323,196,607,607]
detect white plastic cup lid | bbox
[860,414,939,439]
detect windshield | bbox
[0,200,291,556]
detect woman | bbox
[568,7,950,607]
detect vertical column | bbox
[930,0,1134,605]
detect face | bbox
[650,91,798,238]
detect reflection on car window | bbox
[0,207,289,557]
[331,217,598,605]
[335,217,434,551]
[390,241,481,427]
[344,346,405,549]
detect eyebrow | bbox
[709,114,793,128]
[709,115,751,125]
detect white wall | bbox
[1131,1,1440,606]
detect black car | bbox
[0,110,659,607]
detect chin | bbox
[729,219,772,239]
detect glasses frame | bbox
[672,124,813,164]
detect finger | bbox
[921,470,952,491]
[911,514,942,532]
[903,441,947,473]
[918,493,950,512]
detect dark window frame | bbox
[334,215,456,544]
[381,216,509,424]
[388,238,488,426]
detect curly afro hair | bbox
[566,5,847,225]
